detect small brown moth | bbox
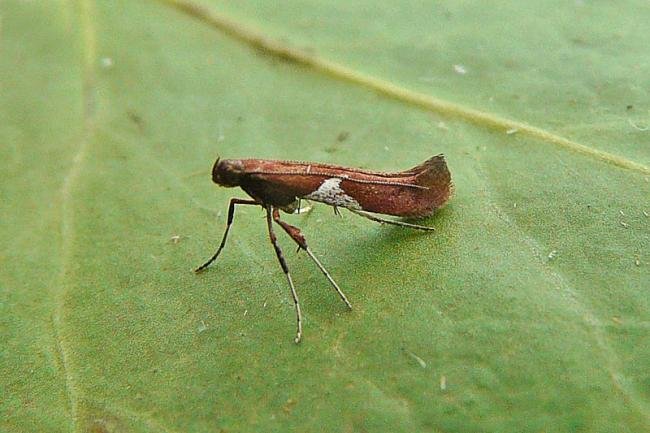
[196,155,452,343]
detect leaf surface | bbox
[1,1,649,432]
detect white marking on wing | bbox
[304,178,361,210]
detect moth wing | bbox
[301,178,363,210]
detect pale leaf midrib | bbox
[158,0,650,176]
[53,0,98,431]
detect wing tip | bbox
[415,154,453,212]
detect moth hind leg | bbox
[349,209,436,231]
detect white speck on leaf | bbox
[628,119,649,131]
[198,320,208,333]
[453,64,467,75]
[403,348,427,368]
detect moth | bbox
[196,155,452,343]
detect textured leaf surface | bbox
[2,1,649,432]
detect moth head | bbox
[212,158,245,187]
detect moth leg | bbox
[349,209,436,231]
[266,206,302,344]
[272,208,352,310]
[195,198,259,273]
[294,199,313,215]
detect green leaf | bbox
[2,0,649,432]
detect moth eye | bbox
[212,159,244,186]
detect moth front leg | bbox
[272,208,352,310]
[195,198,259,273]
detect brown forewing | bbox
[237,156,452,217]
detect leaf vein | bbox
[53,1,98,431]
[158,0,650,176]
